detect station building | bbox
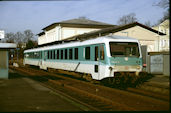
[37,18,168,52]
[0,43,17,79]
[65,22,167,52]
[37,18,115,45]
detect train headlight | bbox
[136,66,141,69]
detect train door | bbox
[39,51,43,68]
[94,46,100,80]
[98,44,105,80]
[94,44,105,80]
[40,51,47,70]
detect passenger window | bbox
[57,50,59,59]
[100,45,105,60]
[61,50,63,59]
[75,48,78,60]
[51,50,53,59]
[53,50,55,59]
[95,46,98,61]
[48,51,50,59]
[69,48,73,60]
[40,52,42,59]
[65,49,68,59]
[85,47,90,60]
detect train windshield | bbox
[109,42,140,57]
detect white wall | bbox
[61,27,99,40]
[113,26,162,52]
[38,34,46,45]
[152,20,169,51]
[38,26,99,45]
[38,26,61,45]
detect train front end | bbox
[108,41,143,78]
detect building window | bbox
[85,47,90,60]
[75,48,78,60]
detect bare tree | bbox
[15,32,24,44]
[154,0,169,24]
[5,32,15,43]
[117,13,138,25]
[155,0,169,9]
[24,30,34,42]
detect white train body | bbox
[24,35,142,80]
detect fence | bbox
[147,52,170,76]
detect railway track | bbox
[10,65,170,111]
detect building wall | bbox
[38,34,46,45]
[0,50,8,78]
[61,27,99,40]
[152,19,169,52]
[113,26,163,52]
[38,26,99,45]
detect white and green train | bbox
[24,35,142,81]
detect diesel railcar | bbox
[24,35,142,81]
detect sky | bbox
[0,0,166,36]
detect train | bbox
[24,35,143,83]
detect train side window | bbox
[44,51,47,60]
[48,51,50,59]
[51,50,53,59]
[53,50,55,59]
[49,51,51,59]
[61,50,63,59]
[85,47,90,60]
[100,45,105,60]
[46,51,49,59]
[40,51,42,59]
[95,46,98,61]
[65,49,68,60]
[75,48,78,60]
[57,50,59,59]
[69,48,73,60]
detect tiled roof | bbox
[42,18,115,30]
[59,18,113,26]
[64,22,166,41]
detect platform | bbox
[0,72,89,112]
[137,74,170,95]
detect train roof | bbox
[24,35,139,53]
